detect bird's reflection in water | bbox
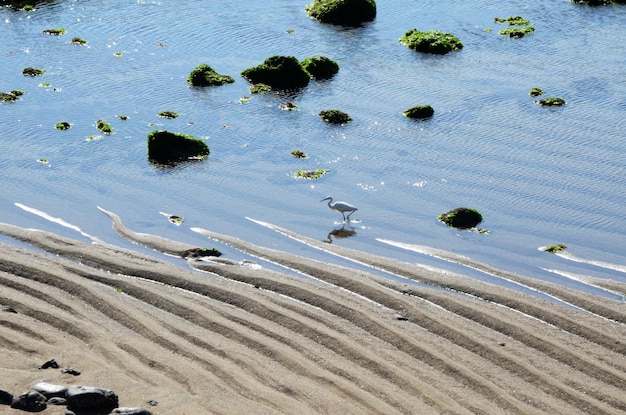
[324,225,357,244]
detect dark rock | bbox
[147,130,209,164]
[403,105,434,119]
[306,0,376,26]
[2,305,17,313]
[39,358,59,369]
[66,385,119,412]
[11,390,47,412]
[47,397,68,405]
[241,56,310,90]
[113,408,153,415]
[300,56,339,79]
[0,389,13,405]
[61,368,81,376]
[32,382,68,399]
[147,400,158,406]
[319,109,352,124]
[187,64,234,87]
[182,247,222,259]
[438,207,483,229]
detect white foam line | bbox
[15,202,101,243]
[542,268,625,301]
[555,251,626,274]
[376,238,587,311]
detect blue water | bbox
[1,0,625,297]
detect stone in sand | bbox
[62,368,81,376]
[113,407,153,415]
[32,382,68,399]
[11,390,47,412]
[47,397,68,405]
[39,358,59,369]
[66,385,119,412]
[0,389,13,405]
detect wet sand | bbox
[0,212,625,414]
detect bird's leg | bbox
[346,211,354,221]
[341,212,347,222]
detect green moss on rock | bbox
[319,109,352,124]
[22,67,45,76]
[529,87,544,97]
[71,37,87,45]
[306,0,376,26]
[96,119,113,134]
[301,56,339,79]
[0,90,23,102]
[494,16,531,26]
[250,83,271,94]
[147,130,209,164]
[438,207,483,229]
[291,150,307,158]
[403,105,434,119]
[499,26,535,38]
[400,29,463,54]
[241,56,310,89]
[187,64,235,87]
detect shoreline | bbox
[1,217,625,414]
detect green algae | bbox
[188,64,235,87]
[319,109,352,124]
[400,29,463,54]
[403,105,434,119]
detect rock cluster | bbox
[0,359,152,414]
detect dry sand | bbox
[0,211,625,414]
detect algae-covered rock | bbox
[96,119,113,134]
[319,109,352,124]
[306,0,376,26]
[301,56,339,79]
[543,243,567,253]
[22,67,46,76]
[241,56,310,89]
[499,26,535,38]
[403,105,434,119]
[55,121,71,130]
[157,111,179,119]
[147,130,209,164]
[0,90,24,102]
[438,207,483,229]
[295,169,330,179]
[529,87,544,97]
[249,83,271,94]
[494,16,531,26]
[400,29,463,54]
[43,27,66,35]
[71,37,88,45]
[187,64,235,87]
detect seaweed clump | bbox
[291,150,307,159]
[306,0,376,26]
[0,90,24,102]
[536,97,566,106]
[529,87,544,97]
[319,109,352,124]
[543,243,567,253]
[494,15,534,38]
[438,207,483,229]
[158,111,179,119]
[147,130,209,164]
[301,56,339,79]
[71,37,87,45]
[403,105,434,119]
[187,64,235,87]
[241,56,311,90]
[400,29,463,54]
[43,28,66,35]
[295,169,330,179]
[22,67,46,76]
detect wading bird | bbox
[320,196,358,222]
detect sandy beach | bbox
[0,212,625,415]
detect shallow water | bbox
[1,0,625,297]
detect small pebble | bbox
[39,359,59,369]
[62,368,81,376]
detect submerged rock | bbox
[319,109,352,124]
[403,105,434,119]
[147,130,209,164]
[400,29,463,54]
[241,56,310,89]
[306,0,376,26]
[0,90,24,102]
[438,207,483,229]
[301,56,339,79]
[187,64,234,87]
